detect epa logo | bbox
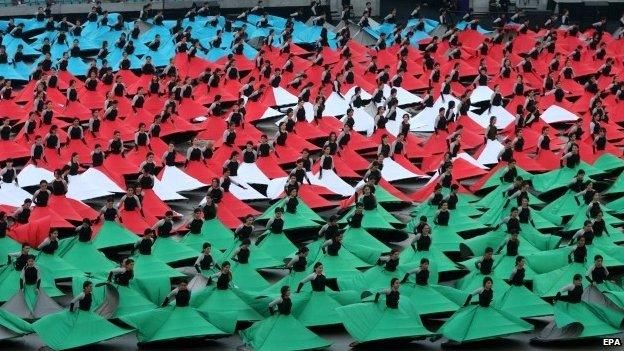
[603,338,622,346]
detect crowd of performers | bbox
[0,1,624,350]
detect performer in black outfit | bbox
[374,278,401,309]
[161,281,191,307]
[463,277,494,307]
[69,281,94,312]
[108,259,135,286]
[554,274,583,303]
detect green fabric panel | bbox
[0,309,32,336]
[539,191,580,224]
[595,281,623,293]
[0,266,63,302]
[456,271,510,293]
[239,314,331,351]
[110,284,157,318]
[410,205,486,232]
[181,219,235,252]
[261,271,311,295]
[473,184,542,212]
[340,242,385,266]
[593,226,624,245]
[23,285,38,313]
[492,255,538,280]
[277,212,322,231]
[131,253,185,279]
[374,186,404,204]
[530,211,559,231]
[341,227,389,264]
[604,172,624,196]
[493,285,553,318]
[291,290,357,327]
[219,242,282,270]
[256,231,298,261]
[338,265,406,295]
[92,221,138,250]
[533,263,588,297]
[33,310,130,350]
[551,302,579,329]
[72,278,155,319]
[584,302,624,329]
[607,195,624,214]
[428,225,464,252]
[525,248,572,275]
[477,166,533,192]
[592,153,624,173]
[337,300,433,343]
[519,224,561,251]
[58,238,116,275]
[151,236,199,264]
[403,284,464,315]
[398,247,458,275]
[131,276,173,306]
[563,205,622,232]
[0,237,20,266]
[338,207,399,230]
[553,302,624,338]
[603,291,624,309]
[429,284,470,306]
[477,195,543,227]
[34,251,82,281]
[314,252,368,281]
[191,287,263,322]
[460,230,507,257]
[258,198,323,229]
[472,183,508,209]
[229,262,270,291]
[532,164,602,193]
[438,304,533,342]
[120,305,229,343]
[305,240,370,281]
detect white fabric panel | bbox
[383,85,423,106]
[342,107,374,136]
[541,105,580,123]
[16,165,54,188]
[344,86,373,101]
[260,107,284,120]
[410,95,460,132]
[198,180,266,204]
[381,157,421,181]
[80,168,125,193]
[385,107,411,136]
[324,92,351,116]
[266,177,289,199]
[455,152,490,169]
[476,140,505,166]
[303,102,315,122]
[274,102,315,125]
[0,182,32,207]
[272,87,299,106]
[470,85,495,103]
[467,105,515,129]
[152,178,187,201]
[159,166,206,192]
[236,162,271,185]
[309,170,355,197]
[66,174,112,201]
[228,179,267,200]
